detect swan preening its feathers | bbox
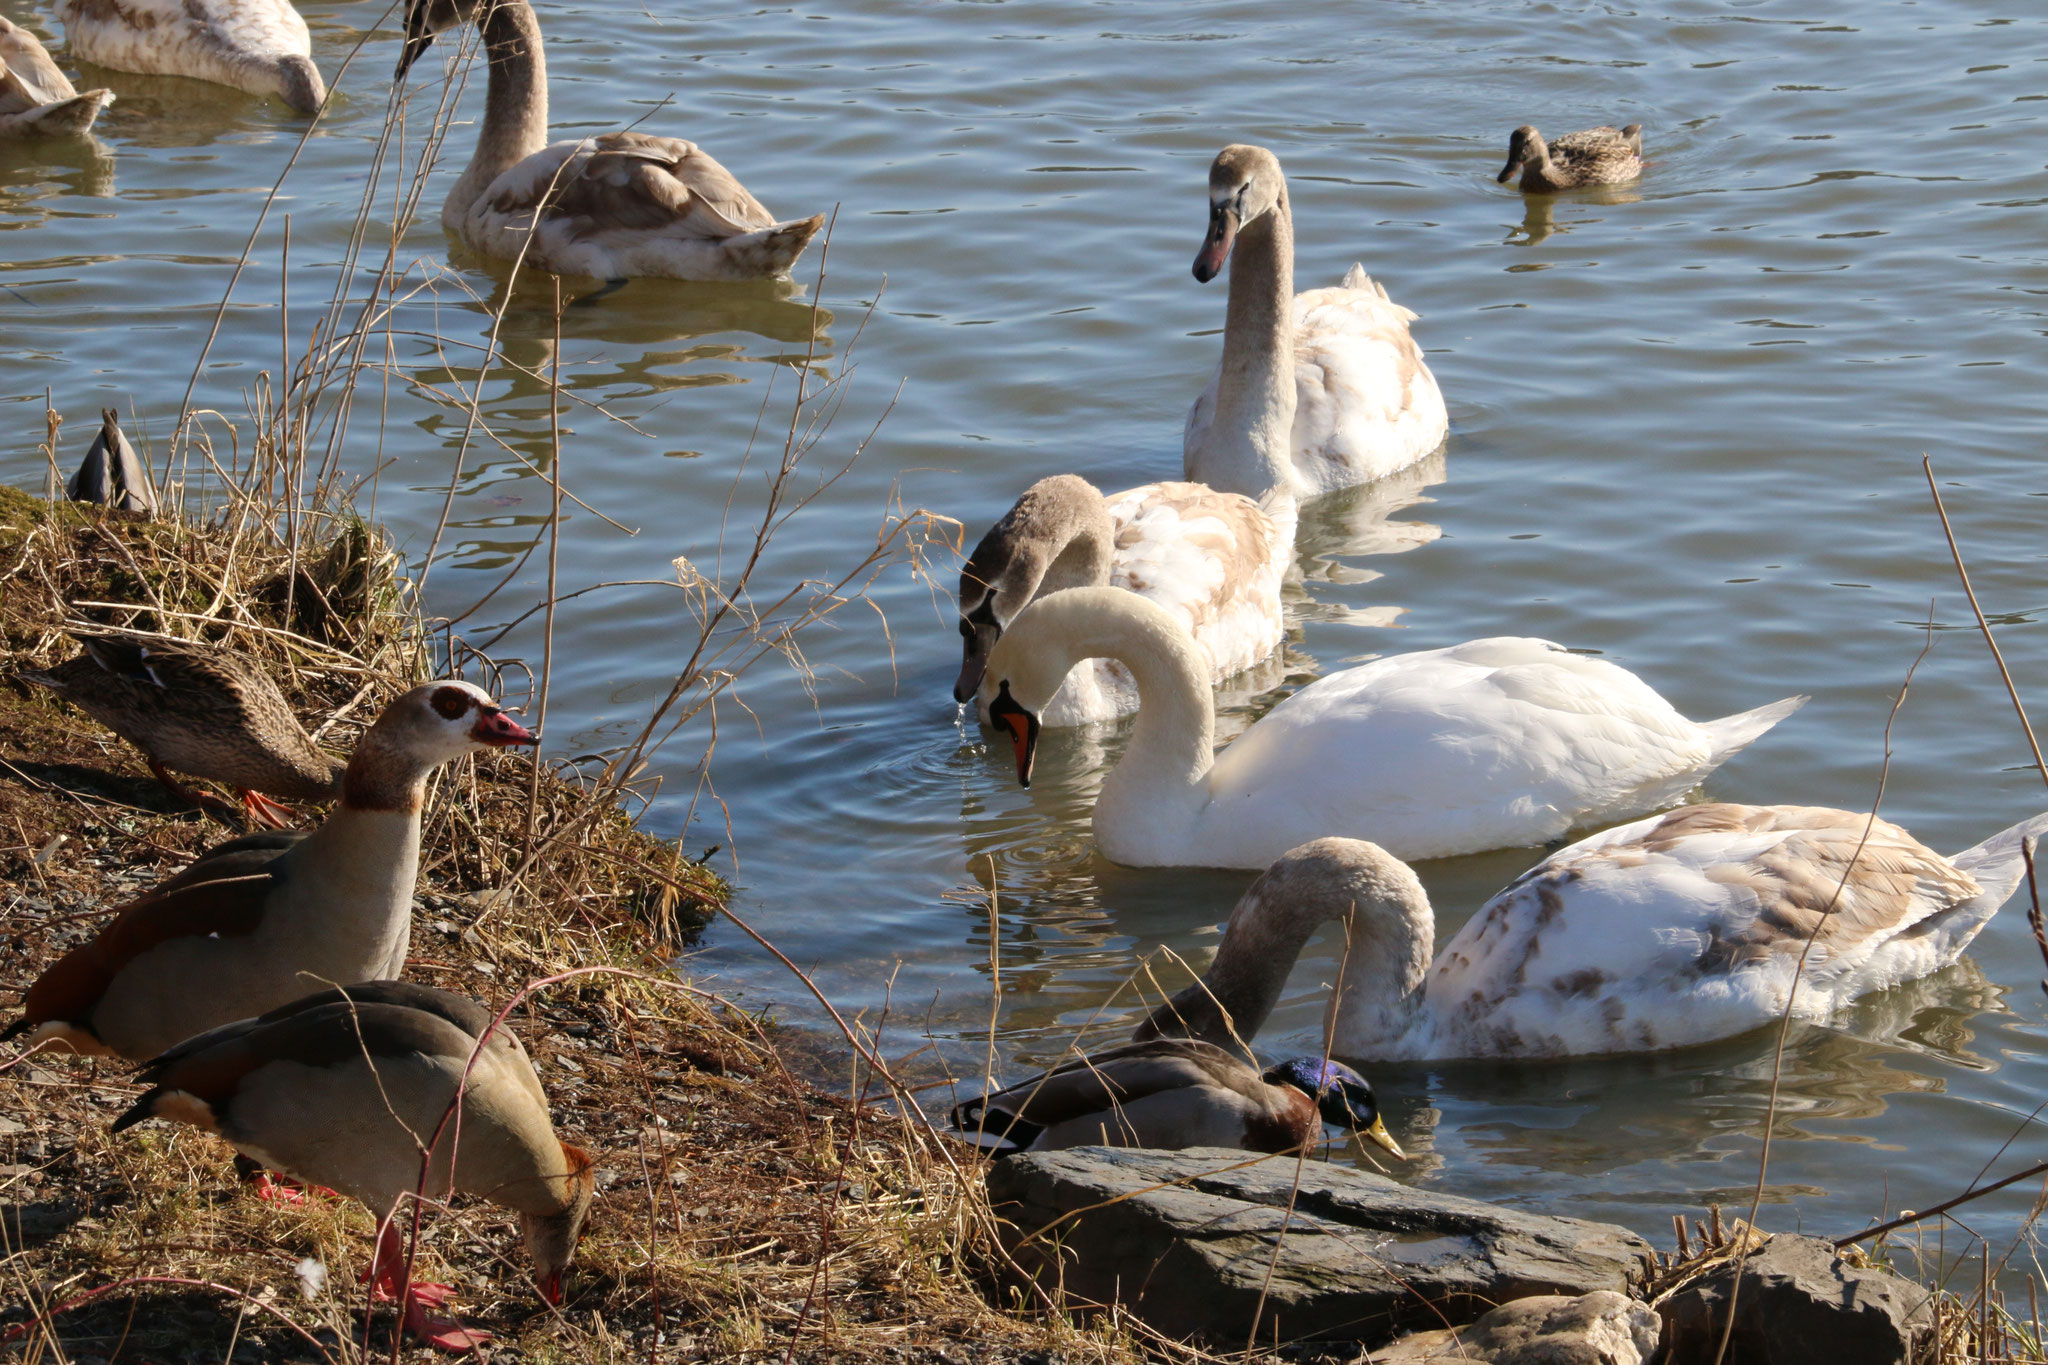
[0,17,111,137]
[948,1037,1403,1158]
[955,475,1289,727]
[982,586,1802,868]
[1184,145,1448,502]
[57,0,322,112]
[1498,124,1644,192]
[1138,807,2048,1063]
[395,0,822,282]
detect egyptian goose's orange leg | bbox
[238,789,303,829]
[364,1220,491,1352]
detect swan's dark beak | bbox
[395,9,436,81]
[954,652,988,705]
[988,683,1039,788]
[1193,203,1238,283]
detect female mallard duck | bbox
[1497,124,1643,192]
[1139,812,2048,1062]
[980,587,1802,868]
[1184,145,1448,502]
[955,475,1289,727]
[949,1037,1401,1157]
[0,17,111,137]
[393,0,822,285]
[56,0,323,113]
[21,634,344,827]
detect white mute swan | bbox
[0,17,111,136]
[1184,145,1448,502]
[58,0,322,113]
[955,474,1290,727]
[981,587,1803,867]
[395,0,823,284]
[947,1039,1400,1157]
[1499,124,1643,192]
[1137,810,2048,1061]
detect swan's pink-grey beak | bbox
[1193,204,1239,283]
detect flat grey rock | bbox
[1654,1233,1933,1365]
[984,1146,1654,1346]
[1375,1291,1660,1363]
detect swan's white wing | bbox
[1288,268,1448,491]
[483,133,779,240]
[1411,804,1985,1059]
[0,18,76,105]
[80,0,309,57]
[1200,638,1725,863]
[1102,481,1286,682]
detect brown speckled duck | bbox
[22,633,344,827]
[114,983,590,1350]
[1498,123,1643,191]
[4,680,537,1061]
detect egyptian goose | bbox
[22,633,344,827]
[3,680,536,1061]
[63,410,156,514]
[114,987,592,1349]
[393,0,822,285]
[1138,810,2048,1061]
[0,17,112,138]
[980,587,1804,868]
[1183,144,1448,502]
[955,475,1289,727]
[56,0,323,113]
[1498,124,1644,192]
[949,1037,1401,1158]
[143,978,545,1199]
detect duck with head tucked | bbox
[1498,124,1643,192]
[393,0,822,286]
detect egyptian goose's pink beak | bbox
[472,709,538,747]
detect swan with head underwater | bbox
[393,0,823,285]
[1183,144,1449,502]
[1135,807,2048,1061]
[980,586,1804,868]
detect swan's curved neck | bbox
[1030,508,1114,603]
[1140,859,1435,1061]
[445,0,550,227]
[1053,599,1215,850]
[1203,187,1298,499]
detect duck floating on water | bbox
[1498,124,1643,192]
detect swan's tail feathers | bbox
[731,214,825,278]
[1948,810,2048,908]
[1701,694,1807,766]
[1338,262,1395,303]
[6,90,112,138]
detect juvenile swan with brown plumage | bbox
[393,0,822,283]
[4,681,536,1060]
[57,0,323,112]
[1138,807,2048,1062]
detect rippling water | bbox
[6,0,2048,1255]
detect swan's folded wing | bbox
[1104,481,1284,679]
[543,132,779,239]
[0,18,76,106]
[1427,804,1981,1056]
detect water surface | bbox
[6,0,2048,1257]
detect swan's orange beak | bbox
[1194,203,1238,282]
[987,683,1039,788]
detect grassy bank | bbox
[0,471,1145,1364]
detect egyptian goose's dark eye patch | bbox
[431,686,474,721]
